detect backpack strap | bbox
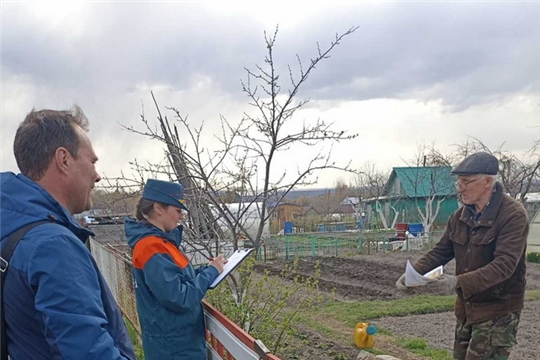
[1,220,51,360]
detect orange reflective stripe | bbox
[132,236,189,269]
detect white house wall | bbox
[528,209,540,253]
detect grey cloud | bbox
[291,2,538,110]
[2,1,538,148]
[2,3,260,95]
[4,2,537,114]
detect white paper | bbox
[209,248,254,289]
[404,260,443,287]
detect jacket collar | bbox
[1,172,93,242]
[19,174,94,241]
[124,217,182,248]
[460,181,504,228]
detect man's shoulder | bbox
[6,222,90,276]
[18,222,86,254]
[23,220,69,235]
[0,171,17,180]
[501,195,527,215]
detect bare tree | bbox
[399,144,456,233]
[419,138,540,205]
[452,137,540,203]
[114,25,359,258]
[409,138,540,228]
[235,25,359,244]
[101,26,360,336]
[355,162,398,229]
[416,141,458,168]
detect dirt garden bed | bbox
[254,252,540,360]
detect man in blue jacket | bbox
[0,106,135,359]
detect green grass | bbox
[395,338,452,360]
[291,295,456,359]
[124,290,540,360]
[316,295,456,327]
[293,291,540,360]
[124,319,144,360]
[526,252,540,263]
[307,290,540,329]
[525,289,540,300]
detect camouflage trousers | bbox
[453,311,521,360]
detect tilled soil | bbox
[255,253,540,359]
[374,300,540,360]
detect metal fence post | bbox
[405,233,409,252]
[285,235,290,260]
[334,236,338,256]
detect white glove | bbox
[395,273,407,290]
[424,274,457,295]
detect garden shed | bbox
[364,166,458,230]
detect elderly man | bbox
[396,152,529,360]
[0,106,135,359]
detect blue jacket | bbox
[124,218,219,360]
[0,172,135,360]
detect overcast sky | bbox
[2,1,539,189]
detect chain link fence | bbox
[90,238,141,333]
[257,231,446,261]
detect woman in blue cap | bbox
[124,179,226,360]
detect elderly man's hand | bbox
[395,273,407,290]
[424,274,457,295]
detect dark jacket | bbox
[0,172,135,359]
[414,182,528,323]
[124,218,219,360]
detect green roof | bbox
[386,166,456,198]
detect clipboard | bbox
[209,248,255,289]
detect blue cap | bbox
[142,179,188,211]
[366,325,376,335]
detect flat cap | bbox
[451,152,499,175]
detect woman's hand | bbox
[209,254,228,274]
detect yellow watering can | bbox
[353,322,376,349]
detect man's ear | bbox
[53,147,71,174]
[483,175,494,188]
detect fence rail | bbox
[204,301,280,360]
